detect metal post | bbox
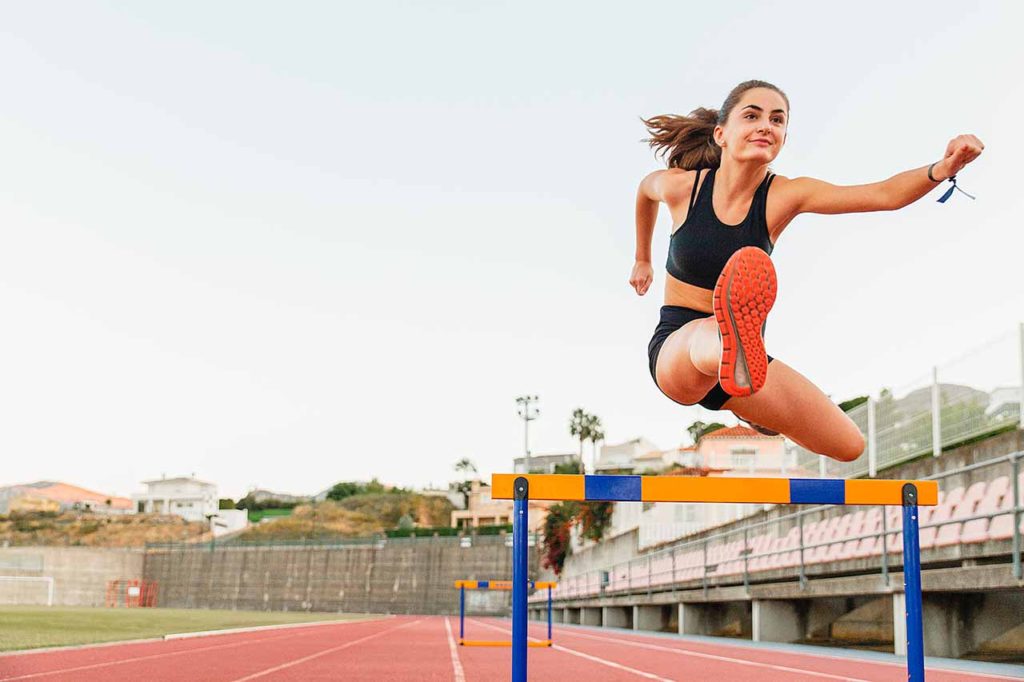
[1012,454,1021,581]
[880,506,890,587]
[902,484,925,682]
[931,366,942,458]
[547,585,552,641]
[1018,321,1023,430]
[742,527,749,592]
[459,585,465,640]
[702,538,708,598]
[798,513,806,589]
[512,477,529,682]
[867,397,878,477]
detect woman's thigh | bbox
[723,359,865,462]
[654,318,719,405]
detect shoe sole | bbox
[712,247,777,397]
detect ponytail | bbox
[641,107,721,170]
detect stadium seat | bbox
[935,495,979,547]
[919,501,952,549]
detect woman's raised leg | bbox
[723,359,865,462]
[654,316,721,405]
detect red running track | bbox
[0,616,1020,681]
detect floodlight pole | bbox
[516,396,539,474]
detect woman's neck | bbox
[715,160,769,199]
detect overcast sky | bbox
[0,1,1021,500]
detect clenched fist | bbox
[629,260,653,296]
[934,134,984,180]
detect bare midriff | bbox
[664,273,713,313]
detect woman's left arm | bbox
[784,134,984,215]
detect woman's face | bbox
[714,88,788,165]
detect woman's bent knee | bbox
[827,431,865,463]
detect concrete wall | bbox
[144,535,536,615]
[0,547,143,606]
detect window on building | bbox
[730,447,758,469]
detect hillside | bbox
[232,492,453,542]
[0,512,209,547]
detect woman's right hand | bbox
[629,260,654,296]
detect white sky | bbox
[0,2,1021,500]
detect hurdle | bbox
[493,473,939,682]
[454,579,557,647]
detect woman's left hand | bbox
[935,134,984,180]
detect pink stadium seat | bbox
[919,502,952,549]
[962,477,1003,540]
[935,496,979,547]
[944,486,965,508]
[853,512,882,558]
[986,481,1022,541]
[964,481,986,503]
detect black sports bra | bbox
[666,168,776,289]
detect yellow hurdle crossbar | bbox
[459,639,552,647]
[454,580,557,590]
[456,578,557,647]
[491,474,938,506]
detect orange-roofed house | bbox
[0,481,133,515]
[636,425,811,549]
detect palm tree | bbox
[453,458,478,508]
[585,414,604,474]
[454,458,477,476]
[569,409,605,474]
[568,408,589,471]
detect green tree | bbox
[686,420,726,444]
[453,458,478,509]
[218,498,235,510]
[584,414,604,474]
[569,408,603,472]
[838,395,869,413]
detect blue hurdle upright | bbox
[493,473,939,682]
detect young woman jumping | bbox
[631,80,983,462]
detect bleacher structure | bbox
[547,468,1023,598]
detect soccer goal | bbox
[0,576,55,606]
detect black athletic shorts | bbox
[647,305,774,411]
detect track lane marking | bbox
[226,619,419,682]
[545,626,872,681]
[536,622,1024,681]
[0,628,315,681]
[443,618,466,682]
[470,619,672,681]
[474,618,873,681]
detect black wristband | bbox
[927,162,943,183]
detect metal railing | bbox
[796,325,1023,479]
[541,450,1023,602]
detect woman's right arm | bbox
[631,170,669,296]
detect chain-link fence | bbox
[796,325,1022,479]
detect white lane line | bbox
[549,625,1024,682]
[544,626,873,682]
[0,629,307,681]
[470,619,672,681]
[227,619,419,682]
[443,618,467,682]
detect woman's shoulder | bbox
[641,167,698,203]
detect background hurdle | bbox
[454,579,557,647]
[494,473,938,682]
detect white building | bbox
[133,475,218,523]
[594,438,659,473]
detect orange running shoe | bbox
[712,246,777,397]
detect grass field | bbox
[0,606,373,652]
